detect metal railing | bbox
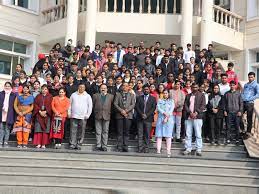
[252,100,259,143]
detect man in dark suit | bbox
[114,82,136,152]
[159,55,174,76]
[135,85,157,153]
[93,84,114,152]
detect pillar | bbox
[200,0,213,49]
[181,0,193,49]
[65,0,79,46]
[85,0,97,51]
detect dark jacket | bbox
[184,91,206,119]
[135,95,157,122]
[92,93,114,120]
[0,91,16,125]
[224,90,243,113]
[159,62,174,76]
[154,75,167,87]
[114,92,136,119]
[207,93,225,118]
[123,53,136,69]
[65,83,78,98]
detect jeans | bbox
[95,119,110,148]
[243,103,254,133]
[226,113,240,140]
[172,115,181,139]
[0,122,10,143]
[70,118,87,147]
[185,119,203,152]
[137,120,152,151]
[210,117,223,142]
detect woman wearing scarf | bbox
[50,88,70,149]
[13,85,34,148]
[156,89,175,157]
[207,84,225,145]
[33,85,53,149]
[0,82,16,147]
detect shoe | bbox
[23,145,28,149]
[69,145,76,150]
[196,151,202,157]
[157,150,161,154]
[58,144,62,149]
[144,148,149,153]
[226,140,231,144]
[183,150,191,155]
[176,138,181,143]
[17,145,22,148]
[41,145,46,149]
[3,142,9,148]
[167,152,171,158]
[54,144,58,149]
[36,145,41,149]
[102,147,108,152]
[211,140,215,145]
[75,145,81,150]
[94,147,102,152]
[123,148,128,152]
[137,148,144,153]
[236,140,241,146]
[117,148,123,152]
[28,138,32,142]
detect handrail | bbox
[213,5,243,20]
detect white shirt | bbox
[184,50,195,63]
[219,83,230,95]
[68,91,93,120]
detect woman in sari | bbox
[50,88,70,149]
[33,84,53,149]
[13,85,34,148]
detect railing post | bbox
[97,0,100,12]
[139,0,143,13]
[148,0,151,13]
[237,19,240,32]
[131,0,134,13]
[114,0,117,13]
[220,11,223,24]
[105,0,108,12]
[122,0,125,12]
[224,13,228,26]
[156,0,159,13]
[233,17,236,30]
[216,10,219,23]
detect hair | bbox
[4,81,12,87]
[221,73,228,78]
[16,64,23,68]
[58,87,66,93]
[33,80,41,86]
[248,72,256,77]
[41,84,48,90]
[228,62,234,67]
[230,80,236,85]
[22,84,30,91]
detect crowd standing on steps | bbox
[0,39,259,157]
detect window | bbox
[247,0,258,19]
[13,0,28,9]
[0,39,27,76]
[256,52,259,63]
[0,39,27,54]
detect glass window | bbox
[256,53,259,62]
[17,0,28,8]
[0,39,13,51]
[0,54,12,75]
[14,42,27,54]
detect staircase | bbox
[1,138,259,194]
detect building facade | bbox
[0,0,258,84]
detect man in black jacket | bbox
[123,46,136,69]
[135,85,157,153]
[159,55,174,76]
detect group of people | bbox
[0,39,258,157]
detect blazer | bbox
[92,93,114,121]
[114,92,136,119]
[159,62,174,76]
[184,91,206,119]
[0,91,16,125]
[135,95,157,122]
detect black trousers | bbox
[137,120,152,151]
[226,113,240,140]
[242,102,254,133]
[117,118,132,149]
[209,117,223,141]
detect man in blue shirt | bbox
[241,72,259,138]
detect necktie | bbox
[144,96,148,114]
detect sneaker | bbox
[167,152,171,158]
[28,138,32,142]
[226,140,231,144]
[58,144,62,149]
[69,145,76,150]
[183,150,191,155]
[196,151,202,157]
[41,145,46,149]
[94,147,102,152]
[36,145,41,149]
[3,142,8,148]
[102,147,108,152]
[23,145,28,149]
[17,145,22,149]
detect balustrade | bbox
[213,5,243,32]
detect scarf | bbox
[3,89,11,112]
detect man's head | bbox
[174,80,181,90]
[248,72,256,83]
[143,84,150,95]
[145,56,151,64]
[78,83,86,93]
[191,83,199,93]
[100,84,108,95]
[116,76,123,84]
[221,73,228,84]
[230,80,236,91]
[227,62,234,71]
[122,82,129,92]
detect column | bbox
[181,0,193,48]
[85,0,97,51]
[200,0,213,49]
[65,0,79,46]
